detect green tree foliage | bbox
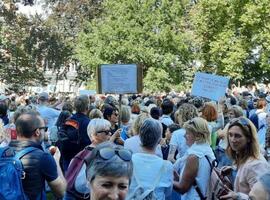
[1,0,270,91]
[144,67,171,93]
[76,0,195,91]
[189,0,270,83]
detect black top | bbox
[9,140,58,200]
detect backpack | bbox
[249,113,259,130]
[65,146,93,199]
[58,119,80,144]
[0,146,38,200]
[205,156,233,200]
[126,162,165,200]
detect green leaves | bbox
[75,0,193,92]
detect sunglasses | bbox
[229,117,251,132]
[96,130,112,135]
[97,147,132,161]
[32,126,48,133]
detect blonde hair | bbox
[132,113,149,135]
[177,103,198,126]
[183,117,211,144]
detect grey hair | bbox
[120,105,131,123]
[86,142,133,183]
[89,109,103,119]
[87,118,111,139]
[139,118,162,149]
[74,95,89,113]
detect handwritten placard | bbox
[97,64,142,94]
[191,72,229,101]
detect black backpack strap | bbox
[193,181,207,200]
[192,155,214,200]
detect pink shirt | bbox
[234,155,270,195]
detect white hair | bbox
[87,118,111,140]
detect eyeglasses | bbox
[96,130,112,135]
[97,147,132,161]
[229,117,251,132]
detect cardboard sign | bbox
[191,72,229,101]
[97,64,142,94]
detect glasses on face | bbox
[97,147,132,161]
[229,117,251,132]
[32,126,48,133]
[96,130,112,135]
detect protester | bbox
[36,92,60,130]
[64,118,120,200]
[89,108,103,119]
[126,118,173,199]
[9,112,66,199]
[60,95,91,171]
[173,117,215,200]
[119,105,131,142]
[86,142,133,200]
[124,113,163,157]
[168,103,198,163]
[201,102,224,148]
[220,117,270,199]
[161,123,181,160]
[103,106,119,133]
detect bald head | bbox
[15,113,43,138]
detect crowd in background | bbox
[0,82,270,200]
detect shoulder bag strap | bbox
[193,156,213,200]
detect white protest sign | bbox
[98,64,141,94]
[191,72,230,101]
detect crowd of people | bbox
[0,82,270,200]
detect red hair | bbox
[201,103,218,122]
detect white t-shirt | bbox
[169,128,188,159]
[124,135,163,158]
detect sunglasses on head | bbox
[97,147,132,161]
[96,130,112,135]
[229,117,251,132]
[188,119,197,128]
